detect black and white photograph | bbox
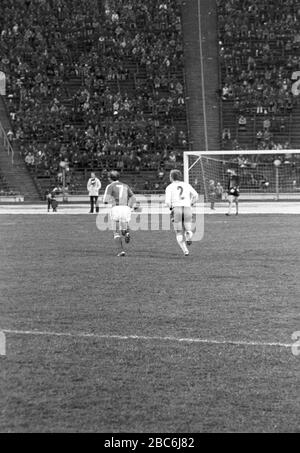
[0,0,299,436]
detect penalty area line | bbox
[0,328,293,350]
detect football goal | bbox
[184,150,300,201]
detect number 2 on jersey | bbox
[177,185,185,200]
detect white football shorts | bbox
[110,206,132,223]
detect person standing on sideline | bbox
[215,182,224,202]
[87,172,101,213]
[209,181,224,211]
[208,180,217,210]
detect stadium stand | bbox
[0,0,189,195]
[217,0,300,155]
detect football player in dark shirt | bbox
[226,170,240,216]
[103,171,135,257]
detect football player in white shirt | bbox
[165,169,198,256]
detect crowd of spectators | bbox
[218,0,300,114]
[217,0,300,158]
[0,0,188,191]
[222,116,292,151]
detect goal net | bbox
[184,150,300,201]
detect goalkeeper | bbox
[226,170,240,216]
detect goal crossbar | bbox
[184,150,300,201]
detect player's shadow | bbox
[133,249,192,259]
[62,249,101,257]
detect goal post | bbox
[184,150,300,201]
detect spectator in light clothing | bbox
[87,172,101,213]
[208,180,217,210]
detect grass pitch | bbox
[0,214,299,432]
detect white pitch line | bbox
[1,329,293,349]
